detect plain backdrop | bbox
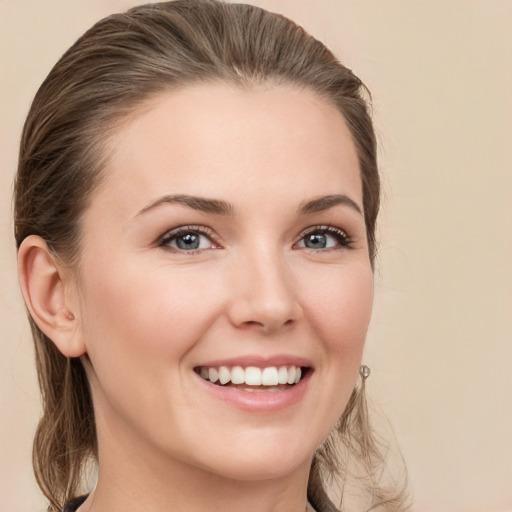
[1,1,511,511]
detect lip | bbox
[195,354,313,369]
[194,369,311,412]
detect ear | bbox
[17,235,86,358]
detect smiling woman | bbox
[13,1,407,512]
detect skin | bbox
[21,84,374,512]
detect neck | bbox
[83,462,312,512]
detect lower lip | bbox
[194,371,311,412]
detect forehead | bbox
[94,83,362,217]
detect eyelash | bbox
[158,224,352,254]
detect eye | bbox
[294,226,351,250]
[159,226,219,253]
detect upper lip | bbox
[195,354,313,369]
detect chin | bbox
[183,428,319,483]
[203,452,312,483]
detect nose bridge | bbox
[228,239,301,332]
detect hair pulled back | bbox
[14,1,406,511]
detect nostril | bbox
[238,317,297,335]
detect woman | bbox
[14,1,408,511]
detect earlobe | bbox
[17,235,86,358]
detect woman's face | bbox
[73,84,373,482]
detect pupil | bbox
[306,233,326,249]
[176,233,199,250]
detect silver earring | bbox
[359,365,371,380]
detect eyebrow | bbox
[137,194,234,217]
[298,194,362,216]
[136,193,362,218]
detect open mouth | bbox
[194,365,309,390]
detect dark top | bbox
[62,494,329,511]
[62,495,87,512]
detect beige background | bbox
[1,1,511,511]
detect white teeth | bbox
[287,366,297,385]
[200,365,304,387]
[218,366,230,385]
[231,366,245,384]
[278,366,288,384]
[245,366,262,385]
[261,367,279,386]
[208,367,219,383]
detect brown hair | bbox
[14,1,407,511]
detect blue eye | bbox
[304,232,330,249]
[296,226,350,250]
[160,227,217,252]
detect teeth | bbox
[198,365,304,387]
[231,366,245,384]
[218,366,230,385]
[208,367,219,383]
[278,366,288,384]
[261,367,279,386]
[287,366,296,385]
[245,366,262,385]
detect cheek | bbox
[287,261,373,448]
[307,262,373,347]
[77,259,220,383]
[76,258,227,443]
[304,262,373,405]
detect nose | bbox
[226,247,303,334]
